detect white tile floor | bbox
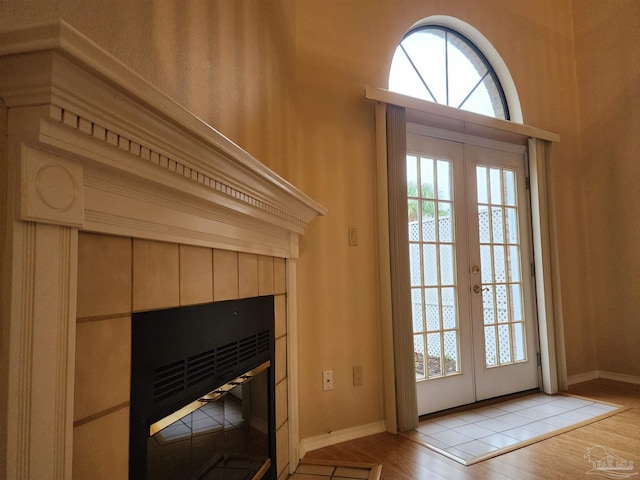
[291,463,374,479]
[412,393,620,465]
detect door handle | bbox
[473,285,489,294]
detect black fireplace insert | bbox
[129,296,276,479]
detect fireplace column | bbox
[2,115,83,479]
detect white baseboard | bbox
[598,370,640,385]
[567,370,599,385]
[567,370,640,386]
[298,421,386,459]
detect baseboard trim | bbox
[567,370,640,386]
[299,421,386,458]
[567,370,599,385]
[598,370,640,385]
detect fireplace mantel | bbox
[0,21,325,479]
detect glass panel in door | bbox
[466,144,539,402]
[407,134,474,416]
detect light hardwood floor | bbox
[302,379,640,479]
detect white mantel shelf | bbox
[0,20,326,256]
[0,21,324,479]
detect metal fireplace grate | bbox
[152,330,271,403]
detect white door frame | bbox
[368,87,565,432]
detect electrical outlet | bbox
[323,370,334,391]
[353,365,363,386]
[348,227,358,246]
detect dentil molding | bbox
[0,20,326,257]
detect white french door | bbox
[407,132,539,416]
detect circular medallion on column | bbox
[35,164,78,212]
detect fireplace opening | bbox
[130,296,276,480]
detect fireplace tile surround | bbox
[0,22,325,479]
[75,233,289,478]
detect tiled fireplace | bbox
[0,22,325,479]
[75,236,287,478]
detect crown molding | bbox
[0,21,326,254]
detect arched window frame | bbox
[390,16,524,124]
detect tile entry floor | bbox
[405,393,622,465]
[291,462,379,480]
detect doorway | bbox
[407,130,540,415]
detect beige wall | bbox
[573,0,640,377]
[1,0,637,450]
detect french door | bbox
[407,132,539,415]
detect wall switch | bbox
[348,227,358,246]
[322,370,334,391]
[353,365,363,386]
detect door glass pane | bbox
[498,324,512,363]
[423,244,437,285]
[443,331,459,374]
[425,288,440,331]
[422,201,436,241]
[427,332,442,376]
[408,154,460,380]
[478,205,490,243]
[411,288,423,333]
[437,160,452,200]
[438,202,453,242]
[482,286,494,325]
[414,334,425,379]
[491,207,504,243]
[439,244,454,285]
[442,287,456,329]
[484,326,497,366]
[477,165,527,368]
[409,244,421,286]
[513,323,525,361]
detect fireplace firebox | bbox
[130,296,276,479]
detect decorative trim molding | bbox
[0,21,326,247]
[49,105,306,229]
[20,145,84,227]
[599,371,640,385]
[567,371,600,386]
[298,421,386,459]
[568,370,640,386]
[16,222,37,480]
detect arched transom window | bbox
[389,25,510,120]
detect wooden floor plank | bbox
[303,379,640,479]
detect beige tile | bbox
[238,252,259,298]
[213,249,239,301]
[258,255,274,295]
[77,232,131,318]
[296,464,335,475]
[274,257,286,294]
[276,378,288,429]
[74,316,131,421]
[132,239,179,311]
[276,421,289,478]
[275,294,287,339]
[275,336,287,384]
[334,467,370,479]
[179,245,213,306]
[73,407,129,480]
